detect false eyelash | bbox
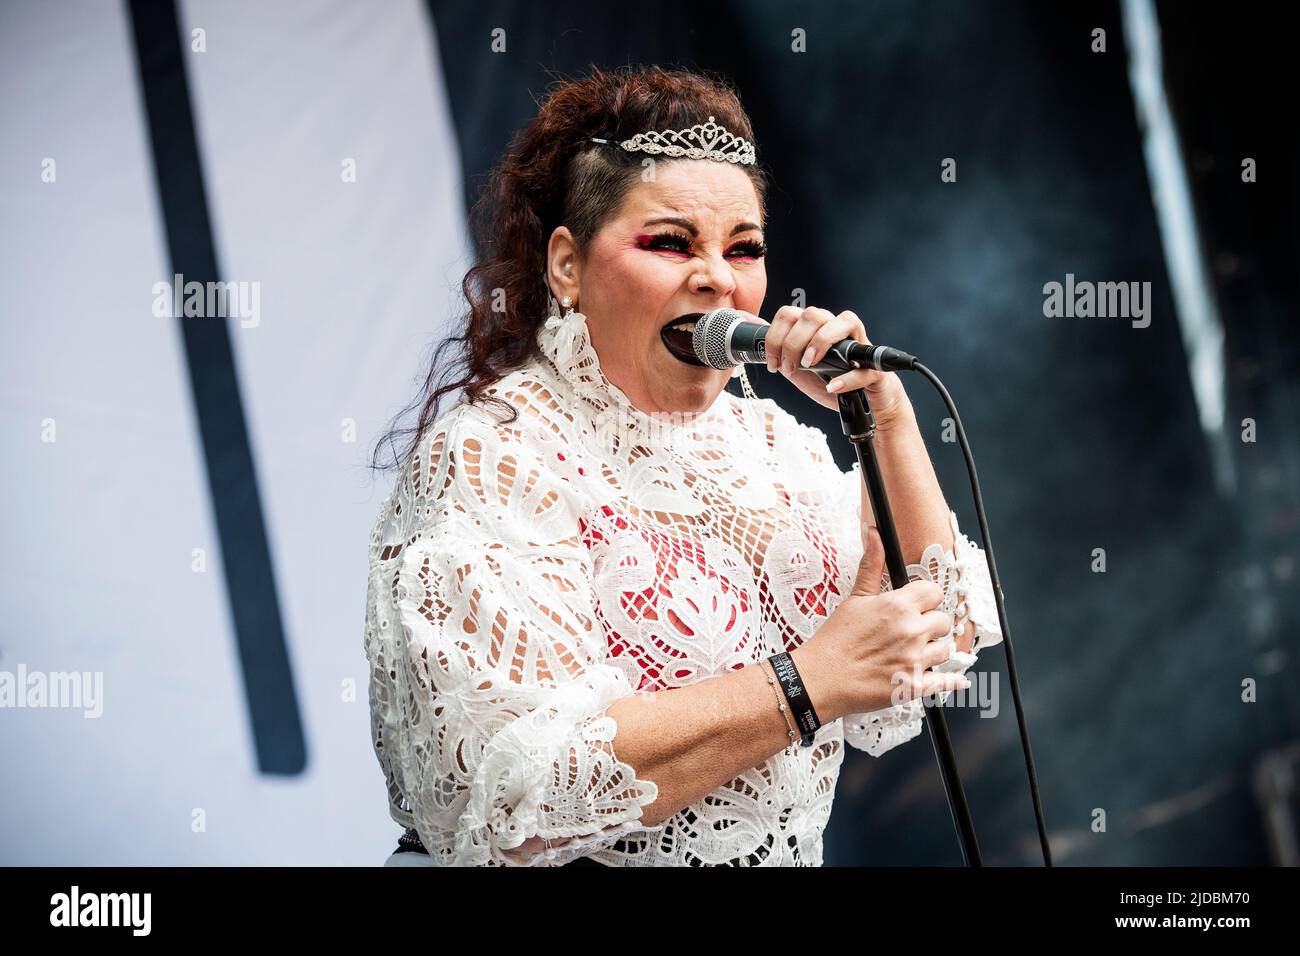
[640,232,767,259]
[727,238,767,259]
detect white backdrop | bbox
[0,0,470,864]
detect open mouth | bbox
[659,314,709,367]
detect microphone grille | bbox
[693,308,747,369]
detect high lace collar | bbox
[536,309,735,435]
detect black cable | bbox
[913,362,1053,866]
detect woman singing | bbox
[364,64,1002,867]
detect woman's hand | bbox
[792,524,970,720]
[756,305,912,426]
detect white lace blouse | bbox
[363,308,1003,866]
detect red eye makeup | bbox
[634,232,767,260]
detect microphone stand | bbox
[832,380,983,867]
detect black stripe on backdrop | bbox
[127,0,305,775]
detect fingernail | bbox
[826,377,843,393]
[801,346,814,368]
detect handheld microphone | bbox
[687,308,918,373]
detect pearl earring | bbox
[561,294,575,316]
[736,364,759,400]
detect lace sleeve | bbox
[367,409,660,866]
[841,502,1005,756]
[786,414,1004,757]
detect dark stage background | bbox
[431,0,1299,865]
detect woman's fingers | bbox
[824,367,890,395]
[901,578,945,612]
[780,307,837,376]
[922,634,956,669]
[764,305,799,373]
[802,310,869,369]
[920,608,954,640]
[765,306,870,377]
[921,671,973,699]
[891,664,971,706]
[851,523,887,596]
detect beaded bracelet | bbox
[768,652,822,747]
[762,659,800,756]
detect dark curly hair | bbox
[370,63,770,473]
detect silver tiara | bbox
[591,115,755,166]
